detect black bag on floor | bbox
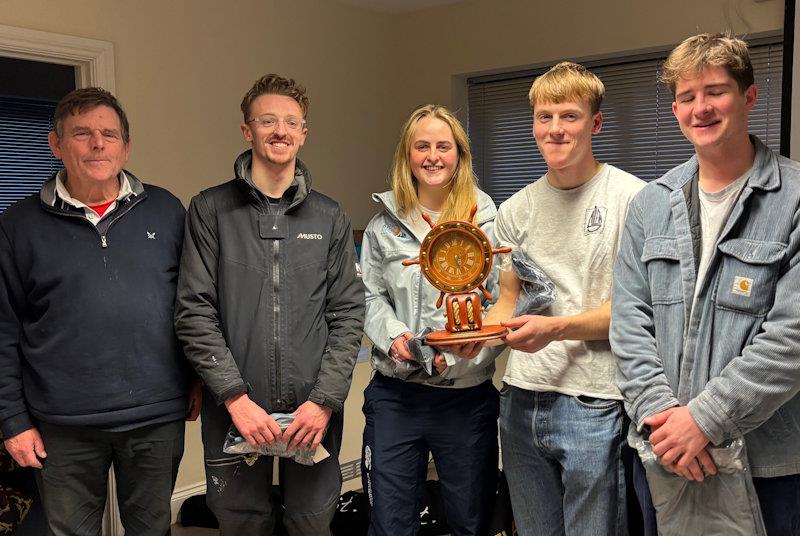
[178,494,218,529]
[332,490,369,536]
[488,470,517,536]
[418,480,451,536]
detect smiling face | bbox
[48,105,130,188]
[672,66,756,154]
[532,98,601,173]
[409,116,459,195]
[241,93,307,169]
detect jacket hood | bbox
[371,188,496,226]
[39,169,146,210]
[233,150,312,209]
[657,135,780,193]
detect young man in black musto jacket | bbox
[175,74,365,535]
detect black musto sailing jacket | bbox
[175,152,365,414]
[0,172,189,437]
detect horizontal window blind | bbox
[468,39,783,205]
[0,96,60,212]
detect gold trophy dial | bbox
[419,222,492,293]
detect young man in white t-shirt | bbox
[481,62,644,535]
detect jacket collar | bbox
[40,169,145,210]
[372,188,495,226]
[233,149,311,209]
[657,135,779,192]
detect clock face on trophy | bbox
[403,205,511,346]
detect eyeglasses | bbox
[247,115,306,131]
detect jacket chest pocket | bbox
[714,238,786,315]
[642,236,682,305]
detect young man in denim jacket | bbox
[611,33,800,535]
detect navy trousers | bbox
[361,373,499,536]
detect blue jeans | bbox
[500,386,628,536]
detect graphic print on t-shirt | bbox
[584,205,607,234]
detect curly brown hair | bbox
[240,74,309,121]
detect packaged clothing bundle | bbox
[223,412,329,466]
[510,250,556,316]
[629,427,766,536]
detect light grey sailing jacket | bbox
[361,188,500,388]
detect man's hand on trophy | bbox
[502,315,560,354]
[389,332,414,363]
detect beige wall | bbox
[0,0,787,502]
[393,0,784,113]
[0,0,400,229]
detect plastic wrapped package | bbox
[223,412,328,466]
[510,251,556,316]
[629,426,766,536]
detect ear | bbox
[48,131,62,160]
[297,126,308,148]
[672,100,678,120]
[744,84,758,111]
[122,138,132,163]
[241,123,253,143]
[591,111,603,135]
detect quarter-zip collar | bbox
[40,168,144,212]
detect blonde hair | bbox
[661,33,754,95]
[528,62,605,113]
[391,104,477,223]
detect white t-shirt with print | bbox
[494,164,644,399]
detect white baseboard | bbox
[171,481,207,525]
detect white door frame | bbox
[0,23,115,92]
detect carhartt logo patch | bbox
[732,276,753,297]
[584,206,607,234]
[297,233,323,240]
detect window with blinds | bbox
[468,37,783,205]
[0,96,61,212]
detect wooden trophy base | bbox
[425,324,508,346]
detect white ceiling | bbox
[333,0,467,14]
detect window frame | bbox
[463,31,784,204]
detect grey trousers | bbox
[36,420,185,536]
[201,395,343,536]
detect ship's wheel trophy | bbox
[402,205,511,346]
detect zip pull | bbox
[101,235,108,248]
